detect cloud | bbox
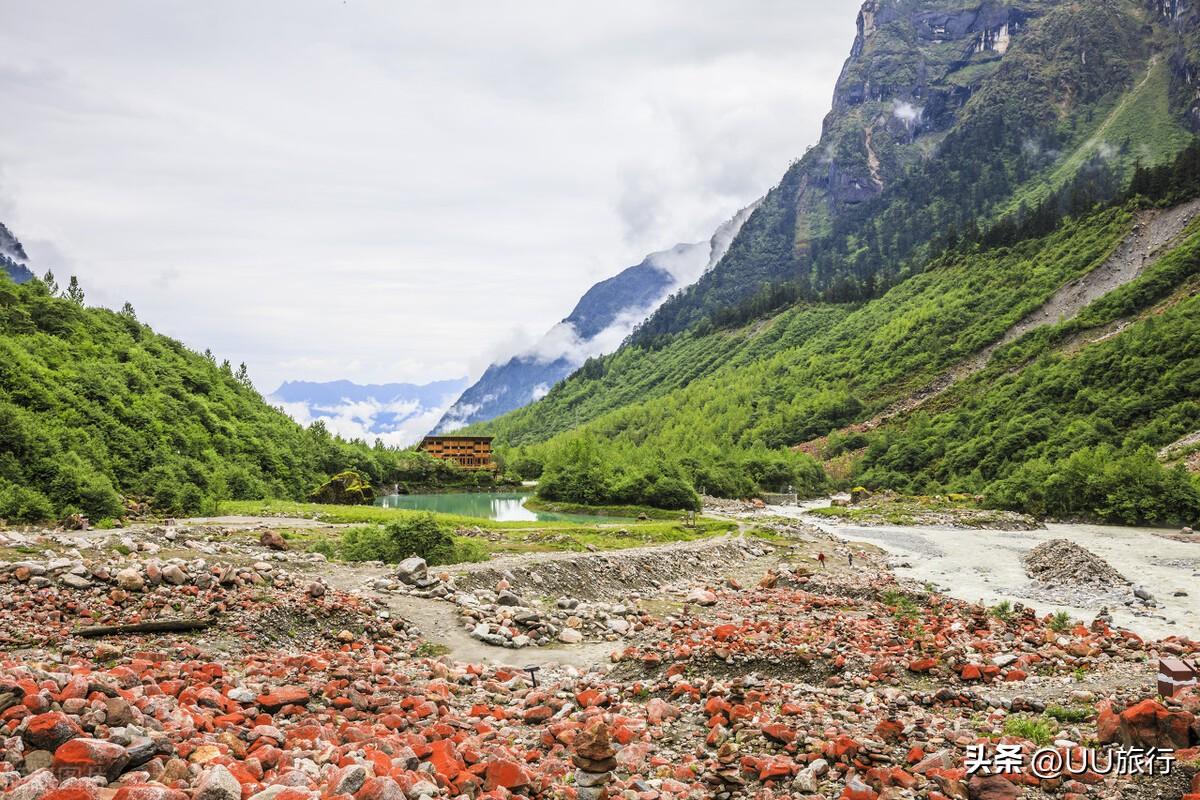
[271,394,449,448]
[892,100,922,125]
[0,2,855,390]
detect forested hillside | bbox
[484,140,1200,522]
[0,275,484,522]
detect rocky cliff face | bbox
[1157,0,1200,130]
[0,223,34,284]
[633,0,1187,339]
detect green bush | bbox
[0,480,54,523]
[340,513,463,566]
[643,476,701,511]
[988,445,1200,524]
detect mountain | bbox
[271,377,469,445]
[0,223,34,285]
[633,0,1197,341]
[433,204,758,432]
[475,0,1200,523]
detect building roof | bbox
[419,435,493,443]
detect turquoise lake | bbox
[376,491,629,523]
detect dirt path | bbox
[319,562,615,668]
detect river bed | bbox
[770,506,1200,640]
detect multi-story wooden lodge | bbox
[417,435,496,470]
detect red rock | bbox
[52,738,130,781]
[1118,699,1195,749]
[484,758,530,789]
[961,664,982,681]
[356,777,405,800]
[41,789,96,800]
[1096,702,1119,744]
[256,686,310,711]
[1004,669,1027,682]
[841,774,879,800]
[23,711,83,750]
[908,658,937,673]
[427,738,464,779]
[874,720,904,742]
[968,773,1019,799]
[762,723,796,744]
[574,720,616,761]
[522,705,553,723]
[112,785,189,800]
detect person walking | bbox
[848,551,854,567]
[817,551,826,569]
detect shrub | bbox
[643,476,701,511]
[0,481,54,523]
[340,513,461,566]
[1048,611,1072,632]
[48,456,124,521]
[988,445,1200,524]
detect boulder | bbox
[1112,699,1195,749]
[116,568,144,591]
[195,765,241,800]
[259,530,288,551]
[308,471,374,505]
[396,557,428,585]
[23,712,83,750]
[51,738,130,781]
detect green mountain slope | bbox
[482,142,1200,521]
[0,276,481,522]
[634,0,1197,340]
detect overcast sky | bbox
[0,1,854,391]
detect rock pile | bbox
[1023,539,1129,588]
[451,536,773,600]
[1020,538,1150,609]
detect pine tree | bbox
[42,270,59,296]
[120,302,136,319]
[66,276,85,305]
[234,362,252,388]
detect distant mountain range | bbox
[270,377,469,446]
[432,203,759,432]
[0,223,34,284]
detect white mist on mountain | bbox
[433,200,761,432]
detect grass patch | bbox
[1003,715,1057,747]
[220,499,738,563]
[414,642,451,658]
[1045,705,1092,724]
[880,589,921,623]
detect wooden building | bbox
[418,435,495,470]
